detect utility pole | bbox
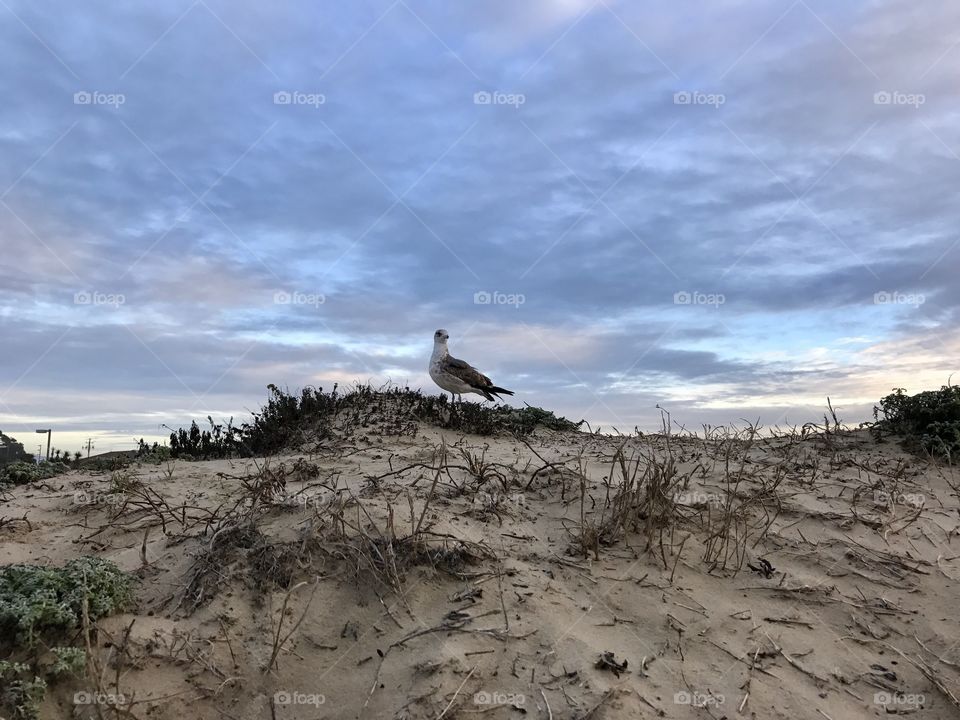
[86,438,95,458]
[35,429,51,461]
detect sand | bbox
[1,422,959,720]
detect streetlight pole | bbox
[35,429,51,461]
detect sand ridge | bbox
[1,423,958,719]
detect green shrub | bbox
[0,556,133,647]
[50,647,86,676]
[0,460,69,488]
[874,385,960,462]
[135,444,172,464]
[165,384,582,459]
[0,558,129,720]
[0,661,46,720]
[435,400,583,436]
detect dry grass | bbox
[9,397,958,720]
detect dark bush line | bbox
[874,384,960,462]
[156,384,582,461]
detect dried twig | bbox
[266,578,319,672]
[436,665,477,720]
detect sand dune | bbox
[1,413,958,719]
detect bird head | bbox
[433,329,449,344]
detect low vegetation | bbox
[3,390,960,717]
[0,660,46,720]
[874,384,960,462]
[163,383,582,459]
[0,460,71,489]
[0,556,132,645]
[0,557,133,720]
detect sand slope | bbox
[2,424,959,720]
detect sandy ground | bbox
[2,422,959,720]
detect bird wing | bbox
[443,356,493,389]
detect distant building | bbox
[0,433,31,466]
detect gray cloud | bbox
[1,0,958,449]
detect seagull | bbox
[429,329,514,404]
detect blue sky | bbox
[1,0,958,453]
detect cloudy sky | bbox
[1,0,958,454]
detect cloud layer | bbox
[1,0,958,450]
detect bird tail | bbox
[488,385,514,399]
